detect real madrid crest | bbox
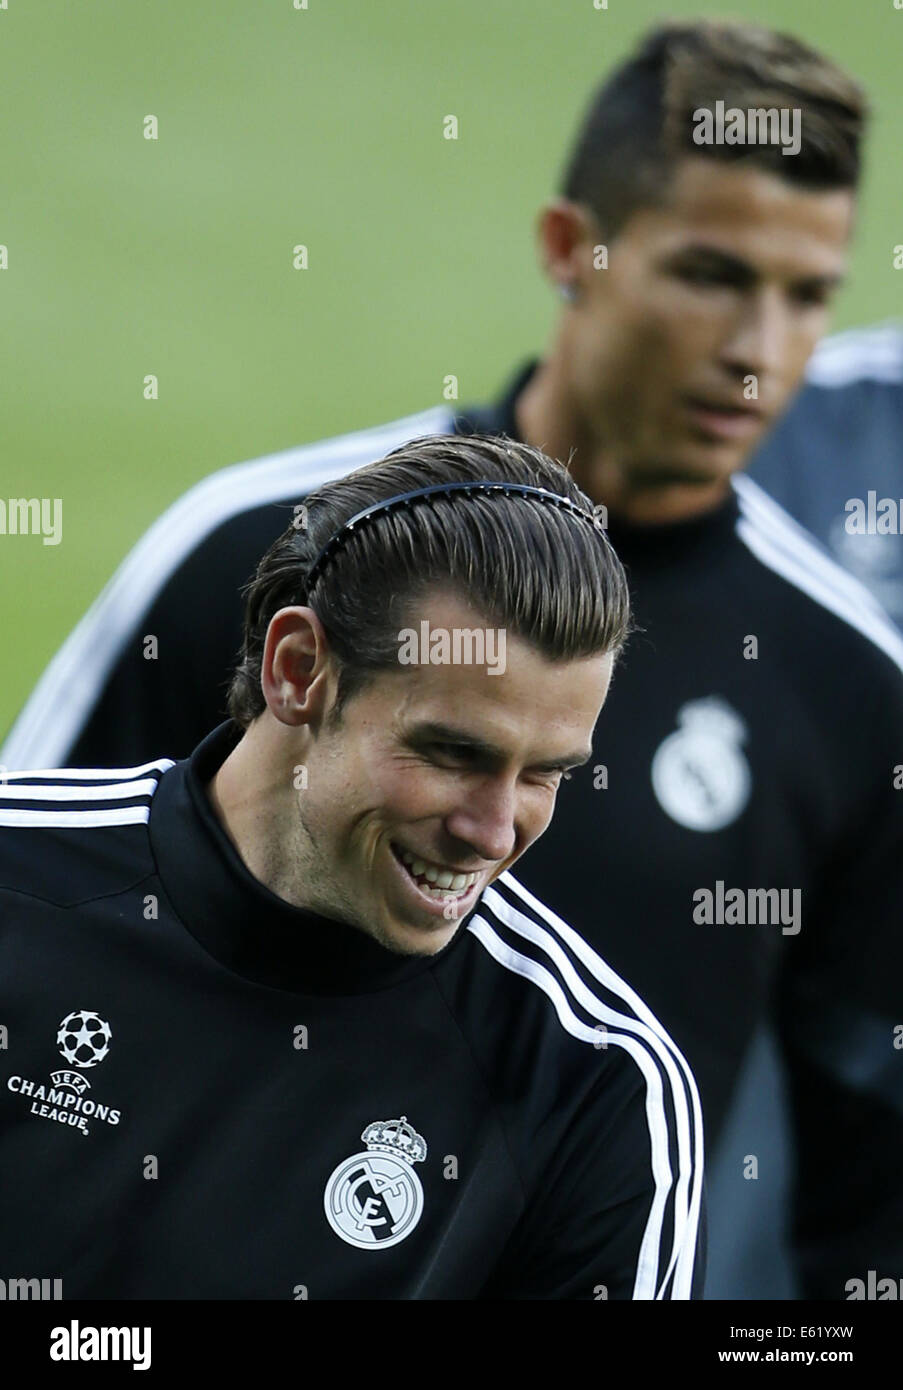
[324,1116,427,1250]
[651,696,751,832]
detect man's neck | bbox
[513,354,732,526]
[207,727,311,911]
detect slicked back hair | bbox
[227,433,631,729]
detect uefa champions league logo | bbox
[6,1010,122,1136]
[324,1116,427,1250]
[56,1011,113,1069]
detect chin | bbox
[390,918,458,957]
[664,454,743,486]
[688,433,762,472]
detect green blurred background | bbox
[1,0,900,737]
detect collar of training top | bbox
[148,720,470,995]
[454,359,743,569]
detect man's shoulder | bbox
[442,870,699,1097]
[0,760,172,908]
[152,403,456,552]
[0,404,457,772]
[746,325,903,626]
[731,473,903,684]
[92,402,458,621]
[748,323,903,515]
[801,321,903,395]
[168,404,460,577]
[771,323,903,428]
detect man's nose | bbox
[720,287,789,381]
[444,777,520,866]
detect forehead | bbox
[620,155,855,274]
[359,591,613,750]
[392,640,610,715]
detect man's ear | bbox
[261,606,334,728]
[536,198,597,295]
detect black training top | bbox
[0,721,704,1299]
[458,364,903,1300]
[2,332,902,1299]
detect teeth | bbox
[398,846,478,893]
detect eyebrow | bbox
[668,243,845,293]
[407,721,593,773]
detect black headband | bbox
[305,479,609,591]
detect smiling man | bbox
[0,435,704,1300]
[210,580,607,958]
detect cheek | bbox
[590,283,694,380]
[518,784,560,841]
[376,765,451,822]
[654,290,732,357]
[528,803,556,846]
[789,314,827,369]
[574,311,645,399]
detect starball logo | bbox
[6,1011,123,1136]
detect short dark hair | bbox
[561,19,867,239]
[227,434,631,729]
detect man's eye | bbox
[426,746,574,782]
[430,744,469,763]
[536,769,572,786]
[794,286,831,308]
[678,266,734,287]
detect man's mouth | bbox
[390,842,482,907]
[683,395,766,442]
